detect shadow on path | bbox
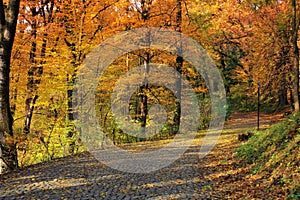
[0,112,285,199]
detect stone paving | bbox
[0,112,284,199]
[0,141,212,199]
[1,111,286,199]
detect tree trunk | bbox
[174,0,183,134]
[292,0,300,112]
[63,5,86,154]
[0,0,21,173]
[140,52,150,141]
[279,87,288,107]
[66,73,76,154]
[0,50,17,173]
[24,20,37,134]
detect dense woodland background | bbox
[0,0,299,187]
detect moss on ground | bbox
[236,113,300,199]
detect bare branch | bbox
[92,0,120,20]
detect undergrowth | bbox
[236,113,300,199]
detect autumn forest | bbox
[0,0,299,199]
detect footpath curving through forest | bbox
[0,112,285,199]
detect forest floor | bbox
[198,112,287,199]
[0,112,286,199]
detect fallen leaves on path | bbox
[0,112,292,199]
[197,112,289,199]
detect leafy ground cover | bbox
[199,112,299,199]
[236,113,300,199]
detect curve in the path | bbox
[0,112,285,199]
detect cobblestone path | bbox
[0,139,211,199]
[0,112,283,199]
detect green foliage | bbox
[236,113,300,198]
[198,97,211,129]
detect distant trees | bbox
[191,0,300,111]
[59,0,118,153]
[11,0,118,164]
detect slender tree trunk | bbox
[289,75,294,106]
[140,58,149,140]
[0,0,20,173]
[24,33,46,134]
[24,21,37,134]
[279,87,288,107]
[174,0,183,134]
[292,0,300,112]
[10,73,19,115]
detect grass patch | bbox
[236,113,300,199]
